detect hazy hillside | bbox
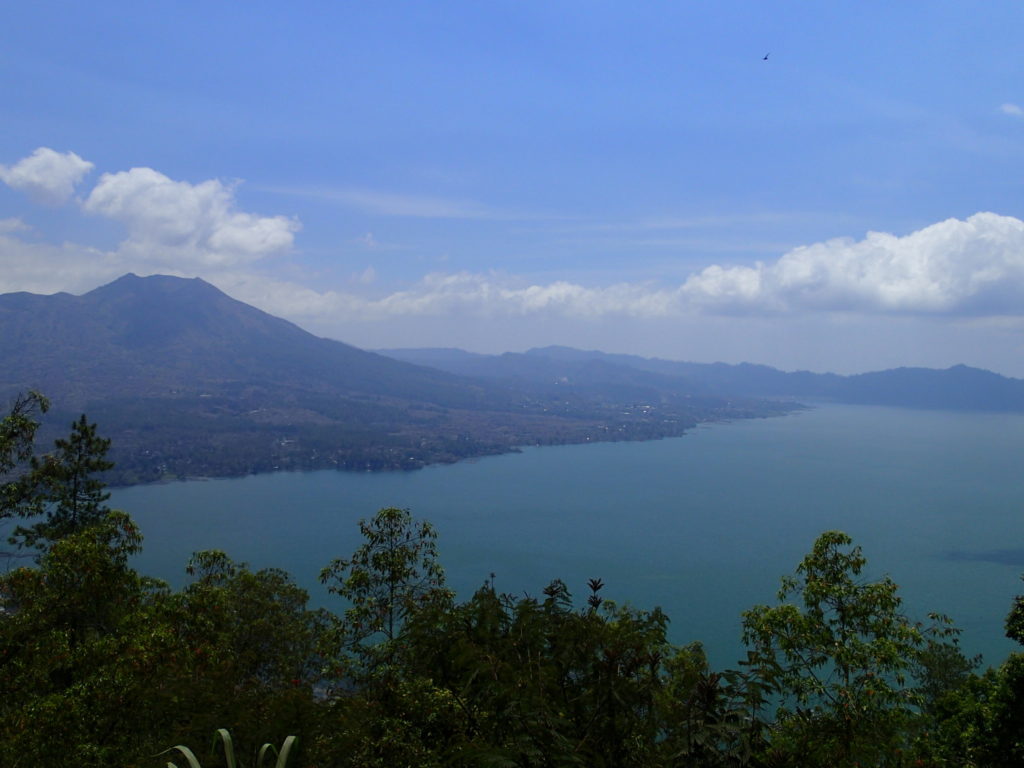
[0,275,792,483]
[378,346,719,402]
[381,345,1024,412]
[0,274,518,410]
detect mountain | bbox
[0,275,791,483]
[0,274,511,410]
[381,345,1024,412]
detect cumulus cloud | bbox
[83,167,299,269]
[0,147,94,205]
[680,213,1024,315]
[1000,103,1024,118]
[218,213,1024,325]
[0,160,301,296]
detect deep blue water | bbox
[112,404,1024,670]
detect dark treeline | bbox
[3,395,1024,767]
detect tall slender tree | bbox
[320,507,452,676]
[12,414,114,550]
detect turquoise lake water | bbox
[111,404,1024,670]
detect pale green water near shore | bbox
[113,404,1024,670]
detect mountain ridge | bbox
[1,274,791,484]
[379,344,1024,411]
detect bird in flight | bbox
[763,52,770,61]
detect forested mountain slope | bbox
[0,274,790,483]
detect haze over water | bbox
[115,404,1024,670]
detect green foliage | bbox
[0,391,49,523]
[913,613,979,713]
[319,506,453,666]
[1005,575,1024,647]
[0,392,48,467]
[911,664,1002,767]
[311,574,764,768]
[0,523,324,767]
[0,511,177,766]
[171,550,327,749]
[161,729,296,768]
[0,398,322,765]
[182,550,328,688]
[11,413,115,551]
[742,530,929,766]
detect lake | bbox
[112,403,1024,670]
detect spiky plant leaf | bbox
[255,735,297,768]
[214,728,238,768]
[275,735,296,768]
[158,745,202,768]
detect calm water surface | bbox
[112,404,1024,669]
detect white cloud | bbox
[680,213,1024,315]
[0,230,121,295]
[209,272,361,321]
[335,188,500,219]
[363,273,678,318]
[263,184,537,220]
[8,203,1024,345]
[0,147,94,205]
[83,167,300,269]
[0,218,28,234]
[214,272,712,327]
[1000,103,1024,118]
[217,213,1024,325]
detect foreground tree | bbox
[0,391,49,526]
[319,506,452,667]
[13,414,114,550]
[742,531,932,766]
[170,550,328,756]
[314,508,457,765]
[0,511,180,766]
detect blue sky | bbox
[3,1,1024,374]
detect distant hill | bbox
[382,345,1024,412]
[0,274,512,410]
[0,275,790,483]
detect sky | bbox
[3,1,1024,375]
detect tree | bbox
[390,576,764,768]
[741,530,927,766]
[11,413,114,550]
[0,391,49,525]
[314,508,454,765]
[168,551,328,760]
[0,510,179,766]
[319,507,452,671]
[0,516,332,766]
[1006,575,1024,646]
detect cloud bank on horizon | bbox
[4,147,1024,329]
